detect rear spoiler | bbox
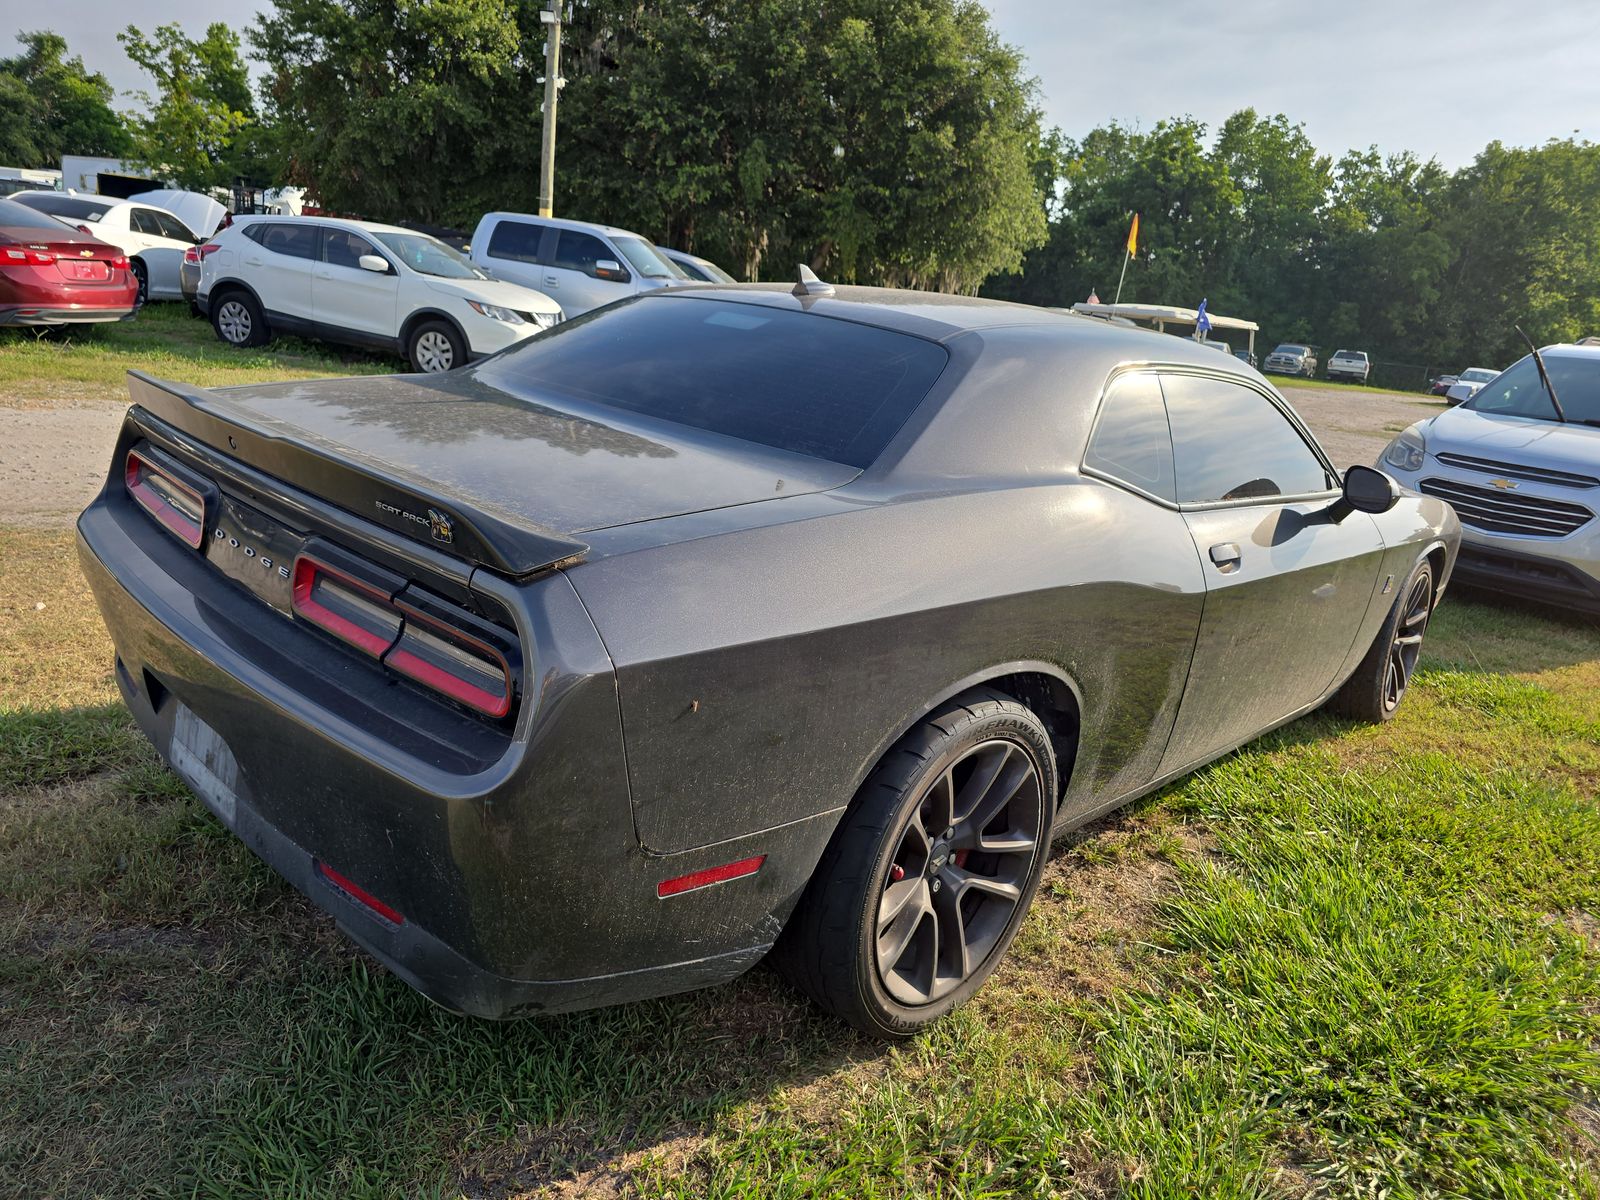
[125,371,589,577]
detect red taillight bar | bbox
[657,855,767,898]
[385,605,513,719]
[290,554,401,658]
[125,449,205,548]
[315,861,405,925]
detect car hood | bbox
[201,370,858,538]
[1425,405,1600,477]
[424,276,561,314]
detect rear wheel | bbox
[130,259,148,308]
[775,688,1056,1037]
[407,319,465,373]
[1326,559,1435,722]
[211,290,268,348]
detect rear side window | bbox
[553,229,611,272]
[479,297,949,468]
[485,219,545,264]
[1162,374,1333,503]
[1083,373,1175,502]
[258,223,318,259]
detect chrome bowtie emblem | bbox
[1487,478,1519,490]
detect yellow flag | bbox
[1126,213,1140,256]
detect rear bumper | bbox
[1451,541,1600,616]
[0,304,135,326]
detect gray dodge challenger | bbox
[78,278,1460,1036]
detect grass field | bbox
[3,515,1598,1198]
[0,303,396,407]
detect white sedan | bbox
[197,216,564,372]
[4,190,199,305]
[1444,366,1501,406]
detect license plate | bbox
[169,703,241,826]
[57,259,111,282]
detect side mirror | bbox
[357,254,389,273]
[1329,464,1401,522]
[593,258,630,282]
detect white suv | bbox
[470,213,686,316]
[198,216,563,372]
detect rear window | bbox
[0,197,86,232]
[478,296,949,468]
[13,193,110,222]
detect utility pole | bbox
[538,2,562,218]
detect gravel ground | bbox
[0,378,1446,532]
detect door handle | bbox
[543,275,559,287]
[243,256,263,266]
[1208,542,1242,573]
[314,268,333,279]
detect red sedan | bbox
[0,195,137,327]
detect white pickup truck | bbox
[1326,349,1372,384]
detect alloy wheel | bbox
[1383,572,1432,712]
[217,300,251,344]
[875,738,1045,1006]
[414,330,455,372]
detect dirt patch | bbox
[0,405,127,529]
[1278,382,1445,468]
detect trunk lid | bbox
[126,370,857,576]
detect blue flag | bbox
[1195,298,1212,339]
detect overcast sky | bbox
[11,0,1599,168]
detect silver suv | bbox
[469,213,686,316]
[1378,344,1600,615]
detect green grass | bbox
[2,525,1598,1198]
[1274,373,1433,399]
[0,302,395,406]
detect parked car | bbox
[0,195,136,327]
[1326,349,1372,384]
[657,246,737,283]
[470,212,686,316]
[1380,343,1599,616]
[78,279,1459,1037]
[1233,349,1258,369]
[1429,374,1459,396]
[1262,343,1318,377]
[4,190,200,306]
[1444,367,1501,406]
[197,216,563,372]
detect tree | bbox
[0,30,129,166]
[118,22,261,190]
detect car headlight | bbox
[466,300,525,325]
[1382,426,1427,472]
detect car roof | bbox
[231,214,420,238]
[479,211,649,240]
[634,284,1268,374]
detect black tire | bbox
[130,259,148,308]
[1326,558,1435,723]
[407,318,466,373]
[774,687,1057,1037]
[211,289,269,348]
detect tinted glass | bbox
[242,223,266,246]
[152,210,194,241]
[1163,374,1333,503]
[553,229,612,273]
[1465,355,1600,424]
[485,219,545,264]
[259,223,318,259]
[1274,344,1307,355]
[611,235,677,278]
[129,208,164,236]
[0,197,85,232]
[11,194,109,222]
[479,297,948,468]
[1083,373,1175,502]
[322,228,379,269]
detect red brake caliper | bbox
[953,850,970,868]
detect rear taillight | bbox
[386,601,514,718]
[3,247,57,265]
[290,550,518,718]
[109,254,129,270]
[125,449,206,548]
[184,243,221,265]
[291,556,401,658]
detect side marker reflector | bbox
[315,861,406,925]
[657,854,766,898]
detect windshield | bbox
[372,231,485,280]
[1459,368,1499,383]
[1464,355,1600,425]
[611,235,679,279]
[1274,344,1307,355]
